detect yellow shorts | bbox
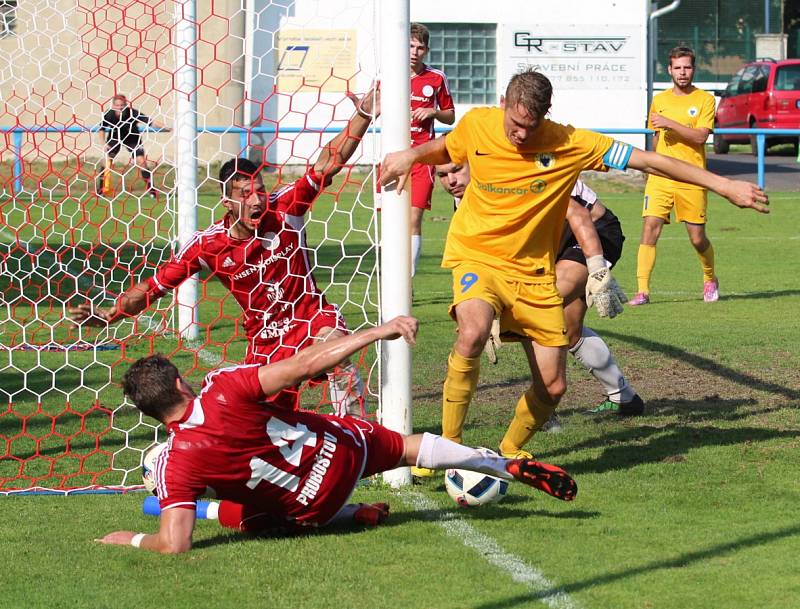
[643,185,708,224]
[448,263,567,347]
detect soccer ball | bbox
[141,442,167,494]
[444,468,509,507]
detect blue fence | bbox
[3,125,799,194]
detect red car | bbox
[713,58,800,154]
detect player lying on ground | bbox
[72,88,381,416]
[436,166,644,425]
[95,317,577,554]
[381,69,768,461]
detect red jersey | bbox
[410,65,453,147]
[146,169,342,362]
[154,365,368,526]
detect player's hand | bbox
[649,112,673,130]
[347,82,381,120]
[585,256,627,319]
[722,179,770,214]
[68,302,113,326]
[379,315,418,345]
[95,530,137,546]
[411,107,436,123]
[380,150,415,194]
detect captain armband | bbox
[602,141,633,170]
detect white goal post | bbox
[0,0,413,493]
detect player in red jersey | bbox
[409,23,455,276]
[95,316,577,553]
[70,89,380,415]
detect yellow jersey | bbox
[443,107,628,281]
[647,87,715,191]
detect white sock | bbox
[416,432,512,480]
[327,361,366,417]
[570,327,636,403]
[411,234,422,277]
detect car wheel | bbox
[713,131,729,154]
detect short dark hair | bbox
[122,355,184,421]
[410,23,429,48]
[218,157,261,196]
[505,69,552,119]
[668,46,696,67]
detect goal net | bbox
[0,0,391,493]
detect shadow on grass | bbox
[413,376,533,402]
[543,421,796,475]
[561,395,786,423]
[717,288,800,301]
[602,330,800,403]
[191,502,601,551]
[472,523,800,609]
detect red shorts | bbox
[341,417,406,477]
[410,163,434,210]
[244,306,346,365]
[218,417,405,532]
[245,306,347,410]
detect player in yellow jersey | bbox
[630,46,718,306]
[381,69,768,465]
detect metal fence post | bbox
[13,130,23,194]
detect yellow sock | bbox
[499,389,557,455]
[697,243,715,282]
[441,350,481,444]
[636,244,657,294]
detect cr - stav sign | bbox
[504,24,643,90]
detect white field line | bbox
[184,338,223,366]
[398,490,581,609]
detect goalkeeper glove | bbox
[483,318,502,364]
[585,255,628,319]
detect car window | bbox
[725,68,744,96]
[774,64,800,91]
[752,65,770,93]
[737,66,758,94]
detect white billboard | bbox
[504,24,644,90]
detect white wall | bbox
[411,0,648,147]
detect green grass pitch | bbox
[1,170,799,609]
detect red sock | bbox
[218,501,282,533]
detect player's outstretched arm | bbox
[96,504,195,554]
[567,199,627,318]
[565,200,602,258]
[627,148,770,213]
[68,279,152,326]
[258,316,418,396]
[380,136,451,194]
[313,86,380,178]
